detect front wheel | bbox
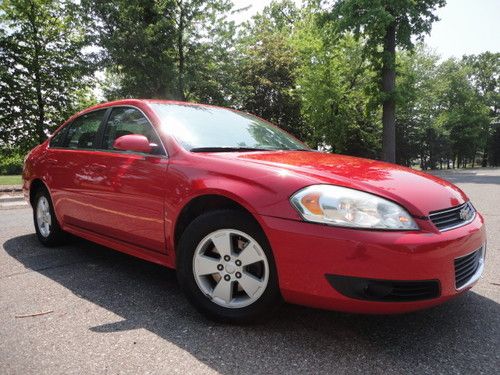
[176,210,281,323]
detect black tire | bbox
[176,209,282,323]
[33,186,67,247]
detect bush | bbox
[0,153,24,175]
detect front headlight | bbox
[290,185,418,230]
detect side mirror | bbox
[113,134,152,154]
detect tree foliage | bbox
[234,0,306,139]
[328,0,446,162]
[82,0,234,102]
[0,0,94,152]
[396,47,441,167]
[293,8,380,156]
[0,0,498,170]
[434,59,490,168]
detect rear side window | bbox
[63,110,106,149]
[102,107,164,155]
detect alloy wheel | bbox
[36,196,52,238]
[192,229,269,309]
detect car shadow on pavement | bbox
[4,234,500,374]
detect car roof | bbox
[81,99,219,114]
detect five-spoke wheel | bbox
[177,209,281,323]
[36,196,52,238]
[193,229,269,309]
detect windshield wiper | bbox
[190,146,277,153]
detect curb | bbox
[0,185,22,193]
[0,195,24,203]
[0,191,26,209]
[0,202,29,210]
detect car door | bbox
[46,109,108,230]
[78,106,168,253]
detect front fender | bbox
[163,158,312,266]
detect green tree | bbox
[234,0,307,139]
[183,8,239,105]
[463,52,499,166]
[434,59,490,168]
[84,0,234,101]
[396,47,441,168]
[0,0,94,151]
[293,9,380,156]
[328,0,445,162]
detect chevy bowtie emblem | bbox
[459,205,470,220]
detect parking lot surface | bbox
[1,168,499,374]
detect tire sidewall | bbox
[33,187,64,246]
[176,209,281,323]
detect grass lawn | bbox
[0,175,22,185]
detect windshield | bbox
[151,103,308,152]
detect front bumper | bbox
[260,213,486,314]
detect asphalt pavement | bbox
[1,168,499,374]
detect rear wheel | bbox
[33,187,66,246]
[177,209,281,323]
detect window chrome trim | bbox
[87,148,168,159]
[99,104,169,157]
[48,105,168,158]
[48,107,109,149]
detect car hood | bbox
[212,151,467,217]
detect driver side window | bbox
[102,107,164,155]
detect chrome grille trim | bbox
[428,202,476,232]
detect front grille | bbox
[454,247,483,289]
[326,275,440,302]
[429,202,475,231]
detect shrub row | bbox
[0,153,24,175]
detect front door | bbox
[79,106,168,253]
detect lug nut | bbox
[217,264,224,271]
[224,275,231,281]
[235,260,242,266]
[223,255,231,261]
[235,272,241,279]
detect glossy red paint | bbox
[23,99,486,314]
[113,134,152,154]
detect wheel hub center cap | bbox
[225,262,237,274]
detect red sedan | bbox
[23,99,486,322]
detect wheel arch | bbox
[29,178,49,207]
[173,194,265,254]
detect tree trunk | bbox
[29,2,45,144]
[177,1,186,101]
[381,23,396,163]
[481,145,488,167]
[34,60,45,143]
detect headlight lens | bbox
[290,185,418,230]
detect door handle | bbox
[90,164,106,172]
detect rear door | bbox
[46,109,108,230]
